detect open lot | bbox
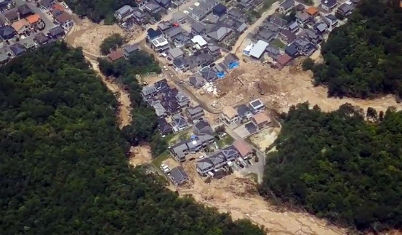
[249,127,280,151]
[172,160,347,235]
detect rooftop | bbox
[233,140,253,158]
[222,106,238,119]
[249,40,268,59]
[252,112,270,124]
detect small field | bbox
[249,127,281,151]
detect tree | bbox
[260,103,402,231]
[100,33,125,55]
[302,58,314,71]
[0,42,264,234]
[366,107,378,121]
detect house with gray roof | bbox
[189,76,206,89]
[114,5,134,22]
[170,133,215,161]
[194,120,213,135]
[186,105,205,122]
[123,44,139,58]
[207,26,232,42]
[168,47,184,59]
[196,145,240,176]
[169,166,189,186]
[279,0,295,14]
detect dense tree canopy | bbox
[65,0,135,23]
[260,103,402,231]
[0,43,264,234]
[312,0,402,98]
[100,33,125,55]
[99,51,164,156]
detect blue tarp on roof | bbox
[216,71,225,78]
[228,61,239,69]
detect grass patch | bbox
[217,134,234,149]
[259,0,279,14]
[152,151,171,168]
[167,129,192,145]
[271,39,286,49]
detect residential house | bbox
[200,66,218,81]
[249,40,268,59]
[170,134,215,161]
[132,8,147,24]
[276,54,293,68]
[18,4,33,18]
[141,84,158,101]
[233,139,253,159]
[269,15,287,28]
[11,19,29,35]
[186,105,205,123]
[314,22,328,34]
[26,14,41,25]
[191,21,207,35]
[152,101,167,117]
[189,76,206,89]
[144,2,163,14]
[305,7,318,16]
[0,0,13,11]
[48,25,65,38]
[40,0,54,9]
[221,106,240,126]
[288,21,299,33]
[107,49,124,62]
[251,112,271,130]
[265,45,280,59]
[245,122,258,135]
[10,43,26,56]
[172,113,189,132]
[285,43,298,57]
[249,99,265,113]
[213,3,227,17]
[4,9,19,23]
[169,166,189,185]
[34,32,49,45]
[255,28,276,42]
[168,47,184,60]
[196,145,239,176]
[158,118,173,136]
[321,0,337,11]
[321,14,338,30]
[279,0,295,14]
[336,3,354,18]
[279,29,296,44]
[54,11,74,30]
[176,92,190,107]
[114,5,134,22]
[151,36,169,52]
[123,44,140,58]
[236,104,253,122]
[296,11,311,27]
[207,45,221,57]
[164,26,183,41]
[301,28,322,44]
[191,35,208,48]
[207,26,232,42]
[204,13,220,24]
[193,120,214,135]
[155,0,171,8]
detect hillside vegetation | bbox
[0,43,264,234]
[260,103,402,231]
[65,0,134,23]
[312,0,402,98]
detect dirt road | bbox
[65,19,133,128]
[231,2,280,57]
[176,161,347,235]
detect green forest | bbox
[260,103,402,231]
[312,0,402,98]
[0,42,264,234]
[98,51,165,156]
[65,0,135,23]
[100,34,125,55]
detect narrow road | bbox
[231,2,280,58]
